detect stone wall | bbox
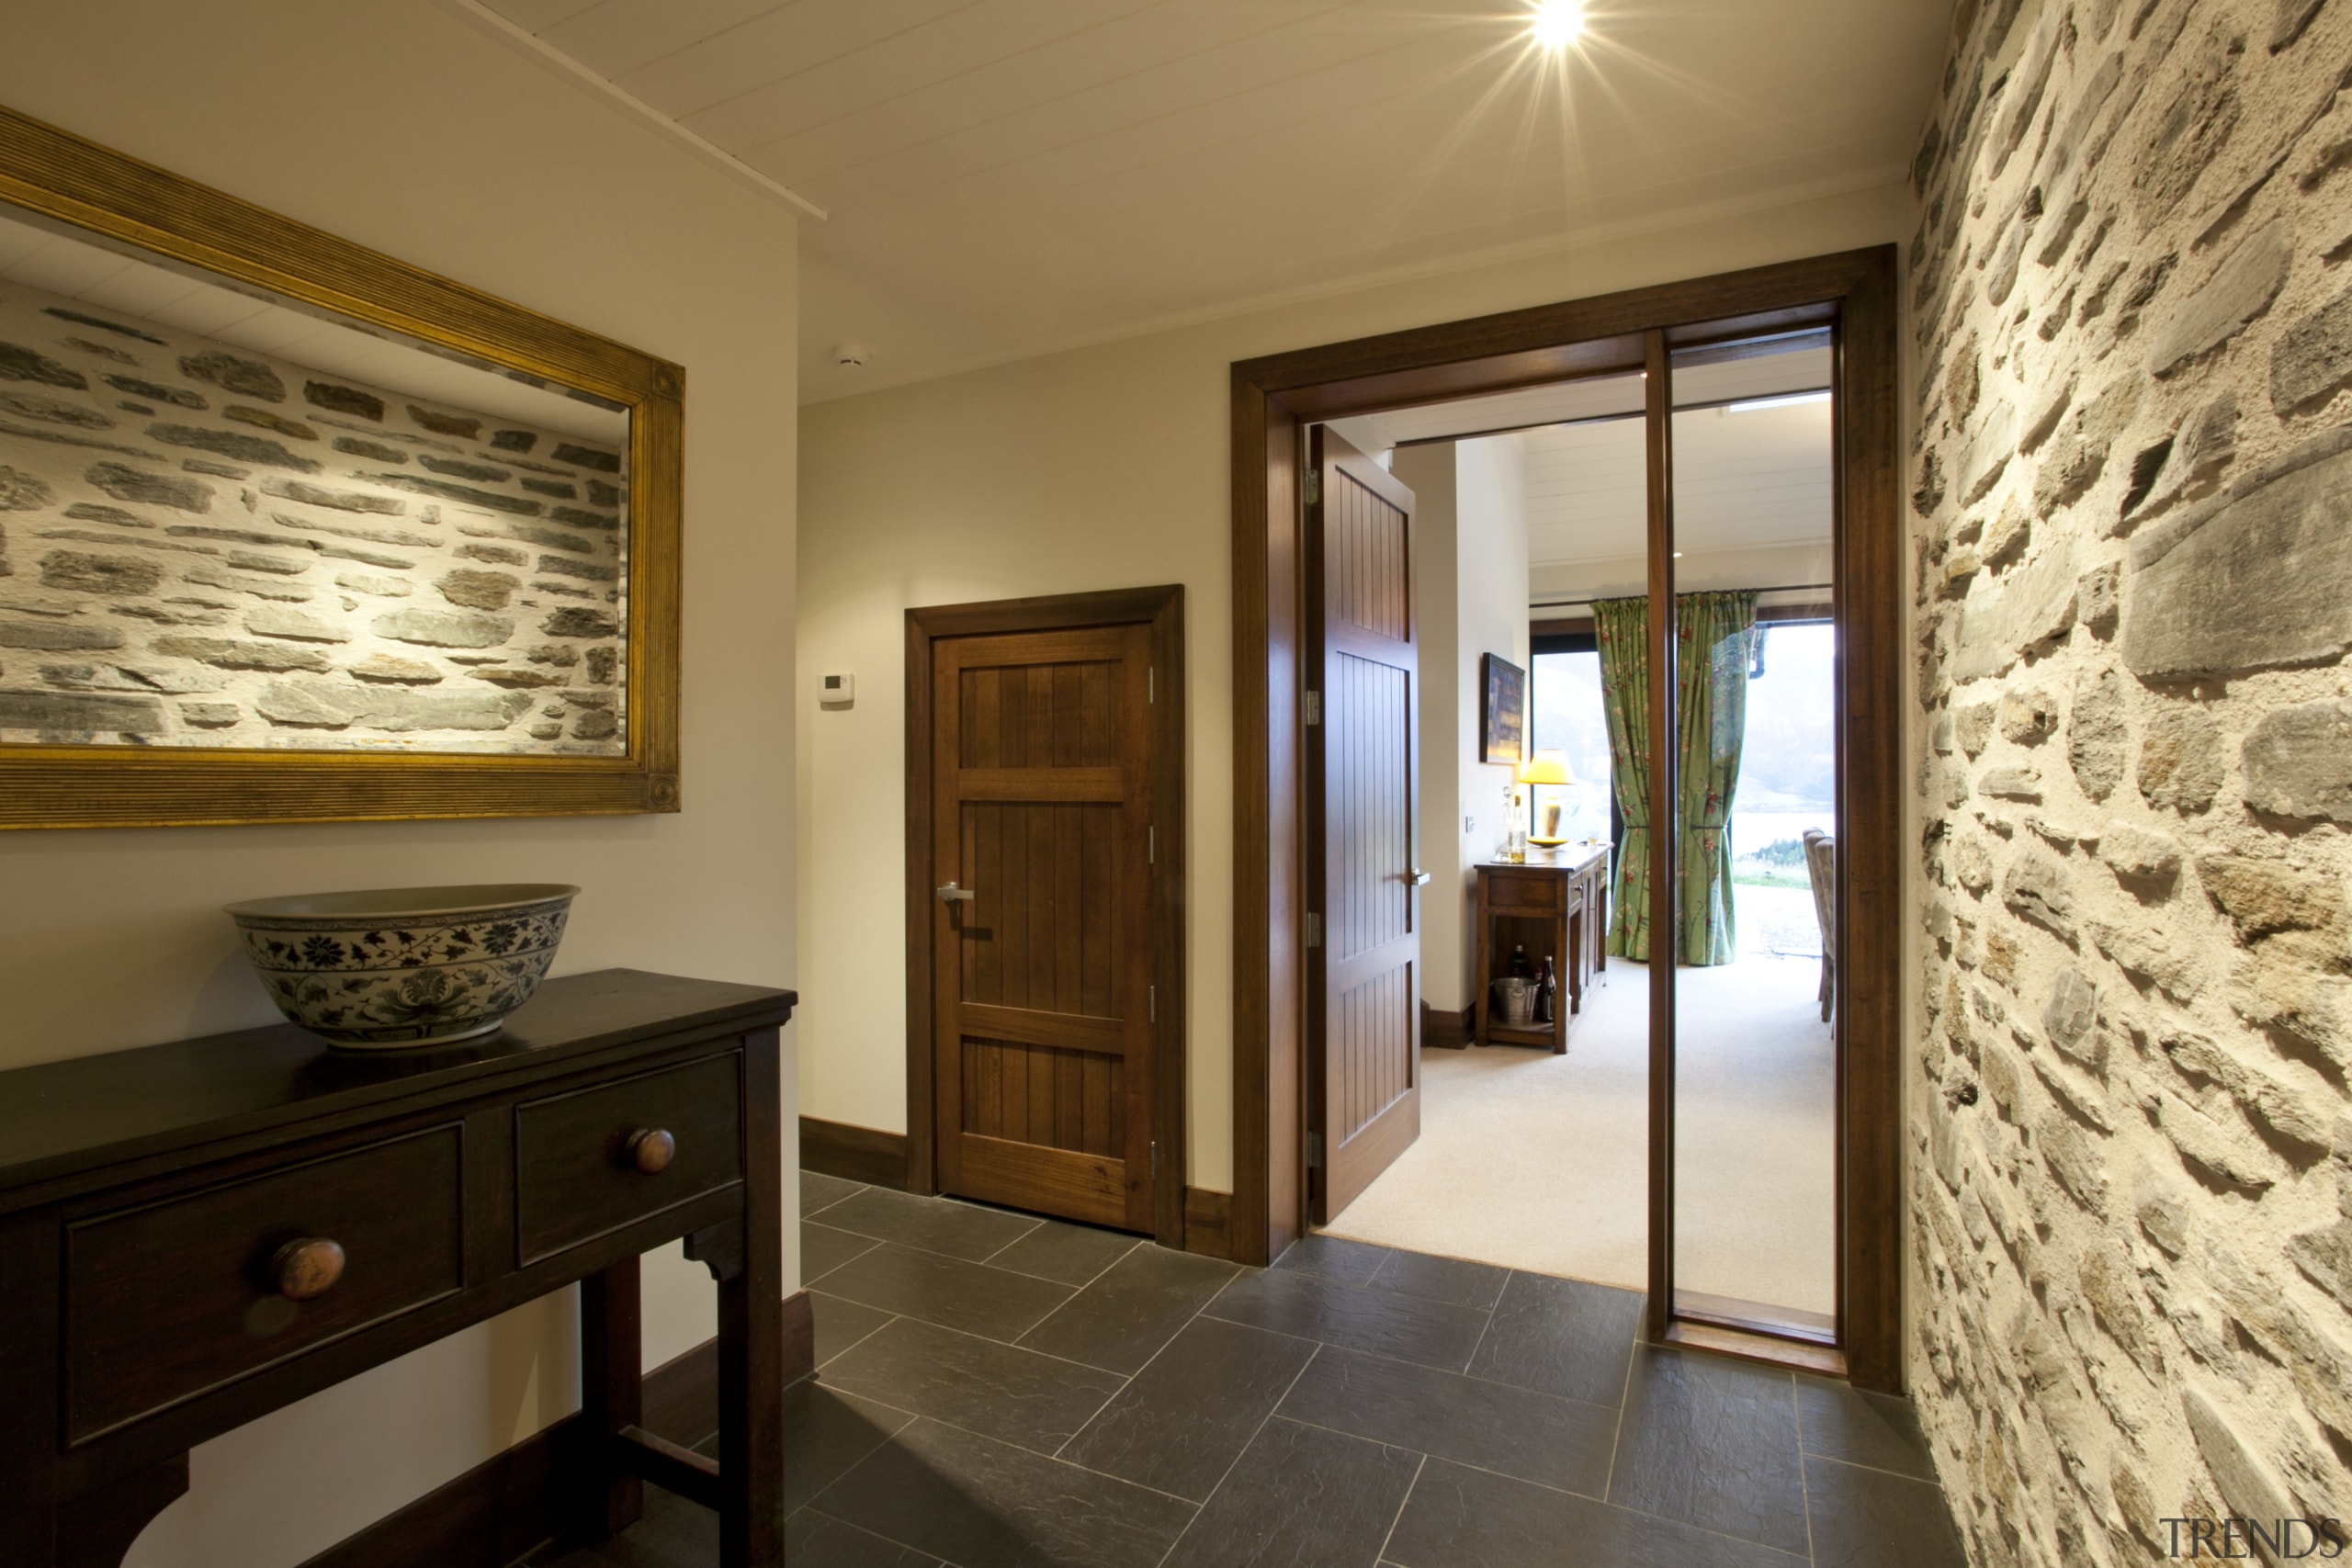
[0,279,628,753]
[1906,0,2352,1560]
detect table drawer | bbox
[1487,871,1563,913]
[514,1050,743,1265]
[65,1124,464,1444]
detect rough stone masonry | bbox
[1907,0,2352,1561]
[0,279,628,754]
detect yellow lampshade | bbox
[1516,750,1576,787]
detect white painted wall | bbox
[0,5,800,1564]
[797,181,1909,1196]
[1398,435,1533,1017]
[1396,445,1459,1014]
[1452,435,1533,1002]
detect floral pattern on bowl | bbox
[228,885,579,1048]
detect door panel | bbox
[1309,428,1420,1224]
[932,625,1155,1233]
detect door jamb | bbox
[904,585,1189,1251]
[1229,248,1904,1391]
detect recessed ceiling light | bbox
[1530,0,1586,48]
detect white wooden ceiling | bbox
[474,0,1950,400]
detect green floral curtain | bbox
[1592,597,1653,960]
[1676,590,1759,966]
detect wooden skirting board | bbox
[300,1292,815,1568]
[1182,1187,1234,1260]
[1419,1001,1476,1051]
[799,1115,911,1190]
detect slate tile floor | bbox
[543,1172,1968,1568]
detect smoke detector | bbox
[830,342,871,367]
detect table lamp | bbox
[1518,750,1577,846]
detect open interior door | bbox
[1306,426,1422,1225]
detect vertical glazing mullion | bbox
[1643,330,1679,1343]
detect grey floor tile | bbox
[820,1315,1126,1453]
[1280,1345,1616,1498]
[1367,1248,1510,1312]
[1806,1455,1970,1568]
[787,1508,945,1568]
[1159,1416,1420,1568]
[816,1240,1074,1339]
[1018,1245,1240,1372]
[815,1416,1197,1568]
[818,1185,1041,1261]
[803,1220,880,1285]
[984,1215,1141,1285]
[801,1169,864,1216]
[1796,1374,1938,1480]
[786,1380,916,1514]
[1062,1317,1319,1501]
[1275,1232,1393,1285]
[1608,1346,1810,1556]
[1388,1459,1807,1568]
[1466,1270,1644,1406]
[1206,1266,1489,1371]
[810,1290,895,1368]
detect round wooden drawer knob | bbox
[271,1237,345,1302]
[627,1128,676,1174]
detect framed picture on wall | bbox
[1479,652,1525,765]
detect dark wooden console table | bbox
[1474,848,1610,1052]
[0,968,797,1568]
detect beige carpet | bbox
[1320,918,1836,1317]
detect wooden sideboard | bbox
[0,968,797,1568]
[1473,848,1610,1053]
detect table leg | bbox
[581,1258,647,1538]
[58,1453,187,1568]
[1567,902,1585,1016]
[1593,867,1608,974]
[716,1035,786,1566]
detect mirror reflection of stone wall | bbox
[0,281,629,754]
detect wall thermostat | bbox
[820,672,854,706]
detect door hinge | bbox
[1308,1132,1325,1168]
[1304,690,1320,726]
[1149,985,1157,1023]
[1149,825,1155,864]
[1306,468,1321,506]
[1149,665,1155,703]
[1306,912,1322,949]
[1150,1140,1159,1179]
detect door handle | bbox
[937,882,977,904]
[1407,869,1431,886]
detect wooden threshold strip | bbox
[1662,1318,1848,1378]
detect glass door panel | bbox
[1664,333,1839,1337]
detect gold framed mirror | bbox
[0,104,681,829]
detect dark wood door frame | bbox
[904,585,1189,1250]
[1229,247,1904,1391]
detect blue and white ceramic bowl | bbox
[226,884,579,1048]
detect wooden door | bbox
[930,625,1158,1233]
[1307,428,1421,1224]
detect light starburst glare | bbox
[1530,0,1586,49]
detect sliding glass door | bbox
[1662,332,1840,1343]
